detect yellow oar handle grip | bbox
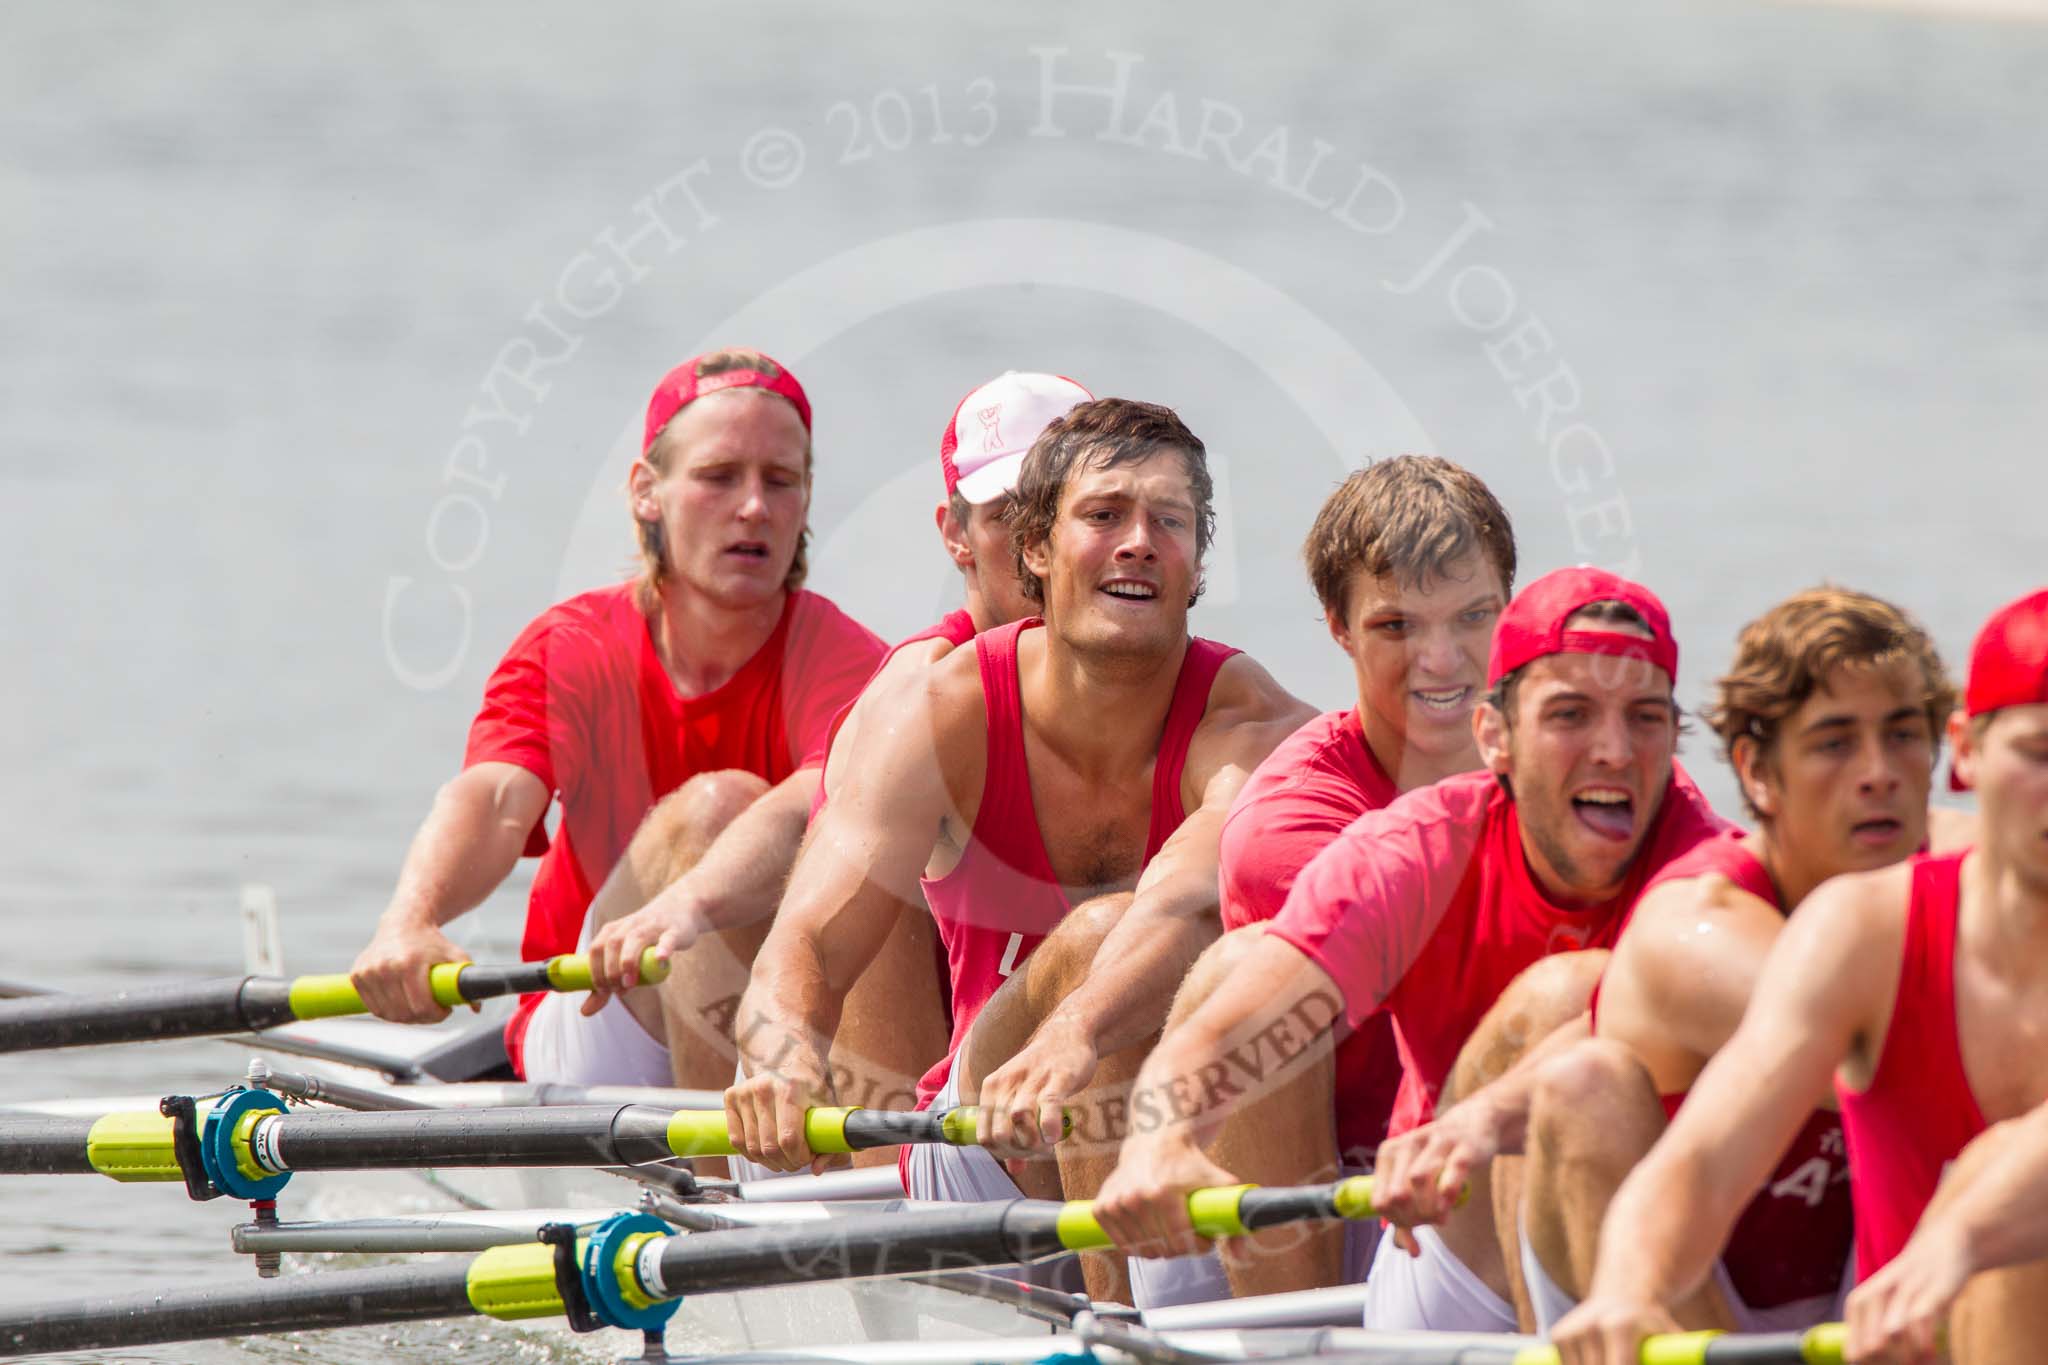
[1055,1184,1260,1251]
[933,1106,1074,1144]
[664,1107,862,1157]
[544,949,669,992]
[287,974,369,1019]
[1507,1322,1845,1365]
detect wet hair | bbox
[1007,397,1214,608]
[1704,586,1955,821]
[1303,456,1517,621]
[633,348,813,614]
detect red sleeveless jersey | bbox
[810,609,979,822]
[1615,833,1853,1310]
[1837,850,1989,1280]
[914,618,1239,1107]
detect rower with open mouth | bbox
[1374,588,1960,1342]
[1093,565,1729,1331]
[1553,587,2048,1365]
[346,349,891,1100]
[725,397,1315,1303]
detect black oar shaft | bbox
[0,977,293,1052]
[642,1202,1070,1295]
[0,1262,473,1356]
[266,1104,675,1170]
[0,1118,98,1176]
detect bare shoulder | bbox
[1180,654,1315,808]
[1199,651,1317,733]
[916,637,993,787]
[1608,874,1783,1033]
[828,638,959,779]
[1767,860,1914,1009]
[1796,860,1915,939]
[844,637,955,720]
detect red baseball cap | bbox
[939,371,1094,504]
[1960,589,2048,718]
[642,349,812,455]
[1487,566,1679,687]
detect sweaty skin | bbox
[1553,704,2048,1365]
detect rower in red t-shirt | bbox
[348,349,884,1087]
[586,372,1095,1158]
[725,398,1313,1305]
[1553,587,2048,1365]
[1081,456,1517,1308]
[1095,565,1725,1329]
[1501,589,1958,1338]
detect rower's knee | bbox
[1029,891,1134,1000]
[1528,1037,1656,1163]
[1167,923,1268,1029]
[627,770,769,888]
[1504,949,1610,1033]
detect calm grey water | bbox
[3,0,2045,1359]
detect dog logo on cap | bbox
[978,403,1004,453]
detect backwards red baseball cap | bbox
[642,348,812,455]
[939,371,1094,504]
[1960,589,2048,717]
[1487,566,1679,687]
[1949,588,2048,791]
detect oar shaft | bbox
[260,1104,676,1171]
[0,1118,98,1176]
[0,950,668,1053]
[0,977,294,1052]
[0,1261,474,1356]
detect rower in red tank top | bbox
[1595,834,1853,1321]
[1548,587,2048,1365]
[1520,590,1951,1338]
[727,399,1313,1306]
[913,617,1236,1108]
[1837,850,1988,1278]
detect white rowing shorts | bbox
[522,984,673,1087]
[1362,1222,1516,1332]
[1518,1214,1847,1336]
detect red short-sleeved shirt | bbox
[1271,764,1728,1137]
[463,582,885,1073]
[1218,709,1407,1166]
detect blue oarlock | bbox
[581,1211,679,1333]
[200,1087,291,1201]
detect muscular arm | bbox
[724,661,976,1168]
[1596,878,1785,1095]
[352,761,550,1021]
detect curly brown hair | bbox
[1704,586,1957,820]
[1303,456,1517,622]
[1007,397,1214,608]
[633,349,813,614]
